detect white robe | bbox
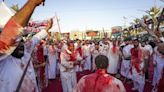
[131,62,145,92]
[107,46,120,74]
[82,45,92,70]
[47,45,57,79]
[91,48,99,71]
[59,49,82,92]
[152,47,164,87]
[0,29,47,92]
[120,44,133,79]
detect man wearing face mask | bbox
[0,0,54,92]
[130,38,145,92]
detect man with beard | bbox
[0,0,48,92]
[0,18,53,92]
[73,55,126,92]
[130,38,145,92]
[0,0,53,90]
[0,0,46,60]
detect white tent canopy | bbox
[0,2,15,28]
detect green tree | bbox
[146,6,161,31]
[11,4,19,12]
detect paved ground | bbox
[43,70,153,92]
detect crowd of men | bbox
[0,0,164,92]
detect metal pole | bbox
[55,13,61,38]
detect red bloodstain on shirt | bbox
[74,69,126,92]
[131,48,143,73]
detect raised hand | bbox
[29,0,45,6]
[46,18,53,31]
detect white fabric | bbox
[107,46,120,74]
[59,49,82,92]
[120,60,132,79]
[61,71,77,92]
[91,48,99,71]
[0,2,15,28]
[144,44,153,55]
[0,29,47,92]
[43,46,48,56]
[82,45,92,70]
[152,47,164,86]
[120,44,133,78]
[61,43,68,52]
[159,37,164,42]
[122,44,134,58]
[131,62,145,92]
[47,45,57,79]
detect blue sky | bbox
[3,0,164,32]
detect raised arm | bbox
[12,0,45,27]
[25,19,53,55]
[0,0,45,59]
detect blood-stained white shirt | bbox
[59,49,82,72]
[0,29,48,92]
[73,69,126,92]
[0,18,23,61]
[122,44,134,58]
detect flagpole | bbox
[55,13,62,40]
[55,13,61,34]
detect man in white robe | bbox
[59,41,82,92]
[107,40,120,74]
[47,43,57,79]
[0,0,45,60]
[152,43,164,91]
[121,40,133,79]
[131,39,145,92]
[0,21,53,92]
[82,41,92,71]
[0,0,49,92]
[91,42,100,71]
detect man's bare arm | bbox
[12,0,45,27]
[0,0,46,58]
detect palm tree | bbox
[146,6,161,31]
[133,18,140,35]
[11,4,19,12]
